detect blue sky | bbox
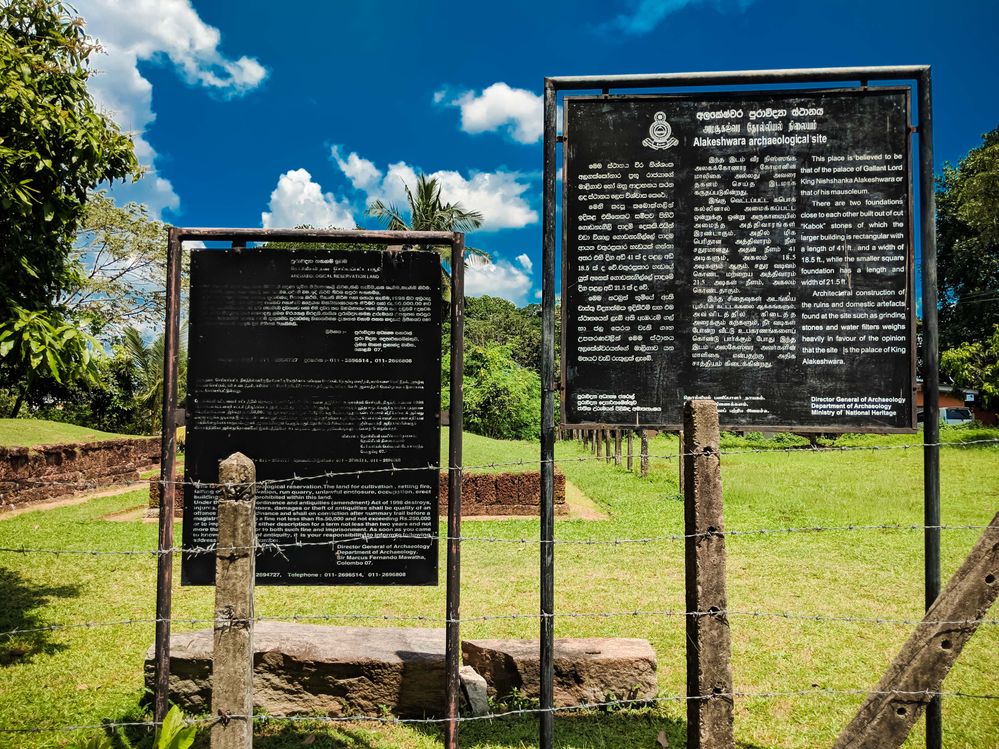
[79,0,999,306]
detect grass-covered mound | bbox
[0,418,142,447]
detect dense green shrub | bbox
[444,344,541,441]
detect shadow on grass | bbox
[0,566,80,666]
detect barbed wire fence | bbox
[0,436,997,739]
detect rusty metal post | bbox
[539,76,558,749]
[640,429,649,477]
[683,400,734,749]
[834,513,998,748]
[154,227,183,724]
[211,453,256,749]
[678,429,685,491]
[444,234,465,749]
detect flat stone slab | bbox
[145,622,445,717]
[462,637,657,707]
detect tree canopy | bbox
[941,323,999,409]
[936,126,999,349]
[1,0,138,319]
[1,0,138,409]
[60,192,169,340]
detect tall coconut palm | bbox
[122,326,186,433]
[367,174,490,295]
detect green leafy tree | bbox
[937,126,999,349]
[941,324,999,409]
[0,0,138,318]
[1,0,138,407]
[444,343,541,440]
[464,295,543,371]
[367,174,490,296]
[59,191,169,340]
[0,306,101,417]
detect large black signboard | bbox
[563,88,914,431]
[183,249,442,585]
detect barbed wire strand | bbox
[4,608,997,641]
[0,523,993,558]
[4,438,998,497]
[2,688,996,735]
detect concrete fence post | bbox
[834,512,999,749]
[211,452,256,749]
[614,430,622,466]
[640,430,649,477]
[683,400,734,749]
[626,430,634,471]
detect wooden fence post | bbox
[604,430,611,464]
[640,429,649,477]
[211,453,256,749]
[626,430,633,471]
[683,400,734,749]
[834,512,999,749]
[614,430,622,466]
[595,429,603,458]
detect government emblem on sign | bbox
[642,111,678,150]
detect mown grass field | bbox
[0,427,997,748]
[0,418,142,447]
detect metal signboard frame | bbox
[558,86,917,434]
[153,228,467,748]
[540,66,941,749]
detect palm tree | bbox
[122,327,186,433]
[367,174,490,295]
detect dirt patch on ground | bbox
[464,480,608,521]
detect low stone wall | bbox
[144,623,655,716]
[150,470,566,517]
[437,470,567,516]
[0,437,159,508]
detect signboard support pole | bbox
[445,235,465,749]
[626,430,633,471]
[916,67,942,749]
[154,227,182,724]
[540,76,558,749]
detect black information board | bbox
[182,249,442,585]
[563,88,915,431]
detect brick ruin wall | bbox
[150,470,567,517]
[0,438,160,508]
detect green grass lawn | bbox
[0,427,996,748]
[0,418,145,447]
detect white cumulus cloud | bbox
[76,0,268,215]
[261,169,356,229]
[464,256,534,305]
[440,83,543,144]
[331,147,538,231]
